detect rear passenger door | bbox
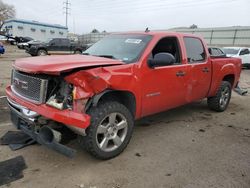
[60,39,71,53]
[48,39,61,54]
[184,37,212,101]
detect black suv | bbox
[26,38,86,56]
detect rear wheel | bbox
[74,50,82,54]
[37,49,47,56]
[207,81,232,112]
[78,101,134,159]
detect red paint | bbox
[13,54,123,75]
[8,32,242,130]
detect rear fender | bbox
[208,63,237,97]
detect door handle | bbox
[202,67,209,73]
[176,71,186,77]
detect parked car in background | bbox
[0,42,5,55]
[16,36,33,43]
[17,40,41,49]
[6,36,33,45]
[208,47,226,57]
[26,38,87,56]
[223,47,250,68]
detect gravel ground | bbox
[0,45,250,188]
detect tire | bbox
[78,101,134,160]
[74,50,82,54]
[37,49,47,56]
[207,81,232,112]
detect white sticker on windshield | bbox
[125,39,142,44]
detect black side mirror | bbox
[148,52,176,68]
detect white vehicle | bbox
[17,40,40,49]
[223,47,250,69]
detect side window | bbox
[50,39,58,45]
[240,49,250,55]
[218,49,225,55]
[61,39,70,46]
[184,37,206,63]
[151,37,181,64]
[211,48,219,56]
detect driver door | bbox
[141,37,190,117]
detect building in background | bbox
[2,19,68,41]
[168,26,250,47]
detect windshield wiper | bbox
[82,52,89,55]
[96,55,116,59]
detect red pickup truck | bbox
[6,32,242,159]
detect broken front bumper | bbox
[6,86,91,131]
[6,86,91,157]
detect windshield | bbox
[223,48,240,55]
[84,34,152,63]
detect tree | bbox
[189,24,198,29]
[0,0,16,31]
[91,29,99,33]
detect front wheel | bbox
[207,81,232,112]
[78,101,134,159]
[37,49,47,56]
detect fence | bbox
[78,33,109,45]
[78,27,250,47]
[169,27,250,47]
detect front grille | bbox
[11,70,48,104]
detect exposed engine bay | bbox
[46,78,74,110]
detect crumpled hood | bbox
[13,55,124,75]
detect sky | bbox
[3,0,250,34]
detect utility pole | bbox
[63,0,71,28]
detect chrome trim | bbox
[7,97,39,122]
[11,70,48,104]
[7,97,86,136]
[11,85,43,104]
[146,92,161,97]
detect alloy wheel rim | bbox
[96,112,128,152]
[39,51,46,56]
[219,87,230,108]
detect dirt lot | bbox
[0,45,250,188]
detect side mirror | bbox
[50,42,55,46]
[148,53,176,68]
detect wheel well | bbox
[74,48,82,52]
[97,90,136,117]
[223,74,235,86]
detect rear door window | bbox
[184,37,206,63]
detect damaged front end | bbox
[6,69,101,157]
[7,64,133,157]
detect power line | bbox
[63,0,71,28]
